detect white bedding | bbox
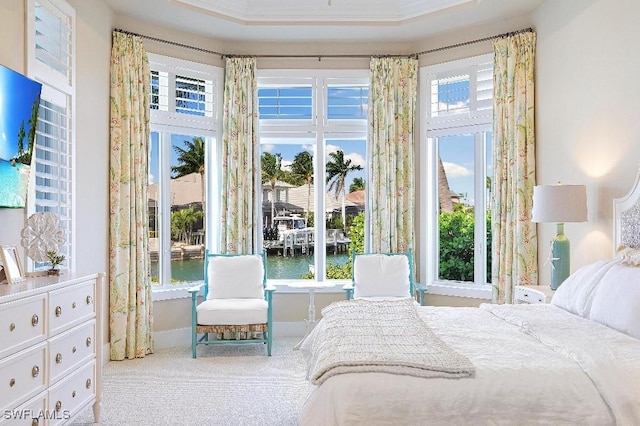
[299,304,640,426]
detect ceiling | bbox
[102,0,545,43]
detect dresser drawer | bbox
[0,294,46,359]
[49,280,96,335]
[0,343,47,412]
[48,361,95,426]
[48,320,95,385]
[0,391,48,425]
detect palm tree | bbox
[171,136,206,232]
[349,177,365,193]
[326,150,363,231]
[261,152,283,226]
[290,151,314,222]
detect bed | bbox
[298,173,640,426]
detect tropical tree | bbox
[349,177,365,193]
[171,136,206,232]
[326,150,362,231]
[171,206,203,243]
[290,151,314,221]
[261,152,283,226]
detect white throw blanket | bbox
[307,298,475,385]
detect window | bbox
[420,54,493,292]
[26,0,75,270]
[258,70,368,282]
[148,54,223,288]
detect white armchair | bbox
[189,251,275,358]
[343,248,427,305]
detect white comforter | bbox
[299,304,640,426]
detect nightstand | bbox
[514,285,555,304]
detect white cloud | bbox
[281,159,292,171]
[262,144,274,153]
[435,101,469,116]
[148,173,155,184]
[443,161,472,178]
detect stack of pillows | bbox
[551,245,640,340]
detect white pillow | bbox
[589,263,640,340]
[353,254,410,298]
[207,255,265,300]
[615,245,640,267]
[550,259,619,317]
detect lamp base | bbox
[550,223,570,290]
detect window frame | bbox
[26,0,76,272]
[257,69,369,284]
[148,53,223,292]
[419,54,494,299]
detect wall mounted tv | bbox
[0,64,42,208]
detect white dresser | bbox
[0,273,103,425]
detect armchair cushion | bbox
[197,298,268,325]
[207,255,265,300]
[353,254,410,298]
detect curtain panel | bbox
[108,31,154,360]
[368,57,418,254]
[220,57,259,254]
[492,31,538,304]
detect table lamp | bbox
[531,184,587,290]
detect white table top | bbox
[286,281,339,290]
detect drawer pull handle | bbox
[9,322,15,331]
[72,346,77,353]
[72,390,76,398]
[32,419,39,426]
[9,378,15,387]
[56,353,63,364]
[86,337,92,347]
[86,379,92,389]
[32,365,39,377]
[31,314,39,326]
[72,302,77,309]
[55,400,62,411]
[86,295,93,305]
[55,306,62,317]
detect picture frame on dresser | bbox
[0,245,25,284]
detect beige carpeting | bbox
[72,338,312,426]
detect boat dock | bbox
[263,228,350,257]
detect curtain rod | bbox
[113,27,534,60]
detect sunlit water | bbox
[151,253,349,283]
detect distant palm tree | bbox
[172,136,206,232]
[261,152,283,226]
[290,151,314,222]
[349,177,365,193]
[326,150,363,231]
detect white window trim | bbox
[419,54,493,297]
[257,69,368,283]
[149,54,223,290]
[25,0,76,272]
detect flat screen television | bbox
[0,64,42,208]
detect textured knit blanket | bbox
[308,298,475,385]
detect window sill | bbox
[151,281,492,301]
[426,282,492,300]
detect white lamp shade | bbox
[532,184,587,223]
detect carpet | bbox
[71,338,312,426]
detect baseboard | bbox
[153,321,307,350]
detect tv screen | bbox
[0,64,42,208]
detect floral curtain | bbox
[109,31,154,360]
[492,31,538,304]
[220,57,258,254]
[368,57,418,253]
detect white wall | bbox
[533,0,640,286]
